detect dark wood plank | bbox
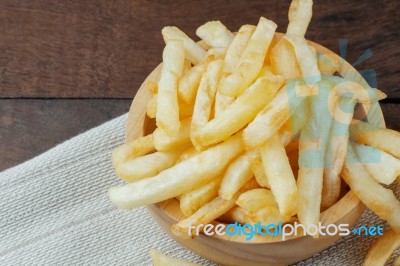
[381,103,400,131]
[0,0,399,99]
[0,99,130,171]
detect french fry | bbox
[195,73,283,147]
[260,135,297,217]
[342,145,400,233]
[180,176,222,217]
[350,120,400,159]
[111,134,154,167]
[219,153,254,200]
[171,179,259,238]
[146,94,157,118]
[218,206,257,225]
[196,21,234,48]
[243,82,311,149]
[286,0,313,37]
[297,81,334,229]
[156,40,185,135]
[256,206,292,225]
[322,96,356,209]
[147,81,158,95]
[223,25,256,74]
[214,92,235,118]
[162,26,206,65]
[108,133,244,209]
[236,188,277,212]
[150,248,201,266]
[177,146,200,163]
[279,99,309,147]
[178,98,194,119]
[206,47,228,59]
[353,142,400,185]
[270,37,301,80]
[178,58,211,104]
[363,229,400,266]
[285,35,321,85]
[218,17,277,96]
[191,59,224,147]
[116,150,181,182]
[246,151,271,188]
[153,117,191,151]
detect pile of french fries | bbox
[109,0,400,264]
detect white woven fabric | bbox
[0,114,398,266]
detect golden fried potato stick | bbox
[111,134,154,167]
[191,60,224,148]
[342,145,400,233]
[176,146,200,163]
[256,206,292,225]
[246,151,270,188]
[350,120,400,159]
[147,81,158,95]
[243,82,311,150]
[156,40,185,135]
[219,153,254,200]
[146,94,157,118]
[171,179,258,238]
[196,21,234,48]
[363,229,400,266]
[153,117,191,151]
[108,133,244,209]
[318,52,341,75]
[260,135,298,217]
[297,81,333,230]
[285,35,321,85]
[218,206,257,225]
[195,73,283,147]
[286,0,313,37]
[223,25,256,74]
[270,37,301,80]
[178,58,211,104]
[236,188,277,212]
[279,99,309,147]
[218,17,277,96]
[180,176,222,217]
[116,149,181,182]
[353,142,400,185]
[150,248,201,266]
[214,92,235,118]
[162,26,206,65]
[322,97,356,209]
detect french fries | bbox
[363,229,400,266]
[196,21,234,48]
[219,153,254,200]
[297,80,334,229]
[108,0,400,253]
[180,176,222,217]
[150,248,200,266]
[286,0,313,37]
[162,26,206,65]
[236,188,277,212]
[156,40,185,135]
[172,179,258,238]
[353,142,400,185]
[194,73,283,147]
[218,17,277,96]
[260,135,297,217]
[116,149,181,182]
[243,82,311,149]
[342,145,400,233]
[108,133,243,209]
[350,120,400,159]
[111,134,154,167]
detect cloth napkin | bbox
[0,113,398,266]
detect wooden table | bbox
[1,0,399,171]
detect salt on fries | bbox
[108,1,399,264]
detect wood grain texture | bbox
[0,0,399,98]
[0,99,130,171]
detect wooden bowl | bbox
[125,33,385,266]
